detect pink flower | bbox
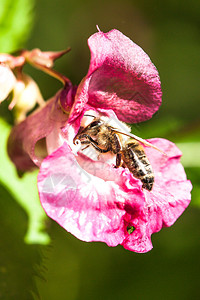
[7,29,192,253]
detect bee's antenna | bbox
[84,114,96,118]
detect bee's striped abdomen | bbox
[122,140,154,191]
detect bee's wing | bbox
[112,129,167,155]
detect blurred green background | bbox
[0,0,200,299]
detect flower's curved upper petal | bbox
[69,29,162,123]
[38,142,147,250]
[7,91,69,171]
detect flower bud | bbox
[24,48,70,68]
[0,64,16,102]
[11,74,44,123]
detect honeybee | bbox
[73,116,162,191]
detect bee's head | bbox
[73,118,103,144]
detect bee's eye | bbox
[89,120,102,128]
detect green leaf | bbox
[184,167,200,207]
[0,117,50,245]
[0,0,34,53]
[0,184,45,300]
[176,142,200,168]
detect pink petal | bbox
[144,138,192,227]
[121,138,192,252]
[7,91,69,171]
[69,29,162,123]
[38,142,146,248]
[37,134,191,253]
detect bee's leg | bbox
[78,134,110,153]
[89,141,110,153]
[115,153,122,168]
[122,162,126,168]
[82,145,90,151]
